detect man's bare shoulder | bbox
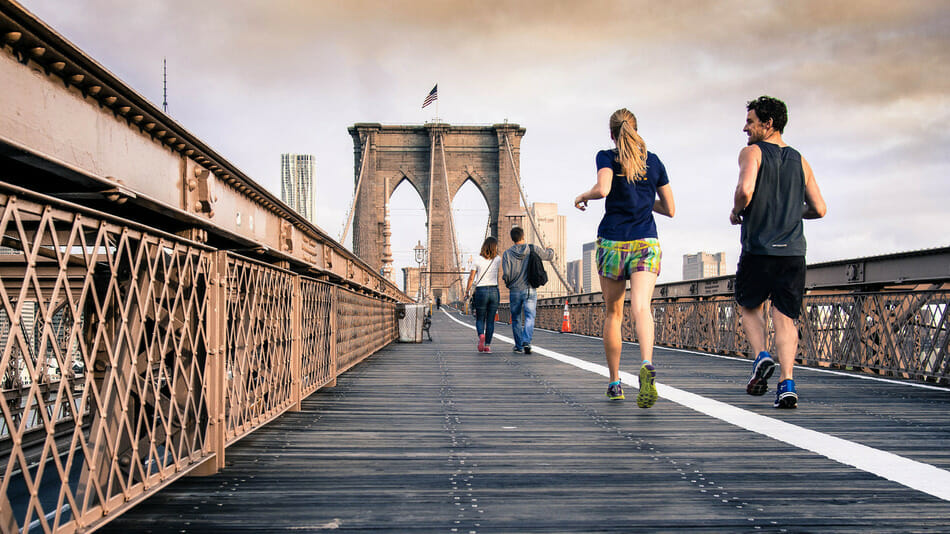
[738,144,761,166]
[739,144,761,157]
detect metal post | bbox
[328,285,338,388]
[290,275,303,411]
[193,250,228,475]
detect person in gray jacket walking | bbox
[502,226,554,354]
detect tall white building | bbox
[524,202,568,298]
[683,251,727,280]
[280,153,316,222]
[581,241,599,294]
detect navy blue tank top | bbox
[740,142,806,256]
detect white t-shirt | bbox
[471,255,500,288]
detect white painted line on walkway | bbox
[442,310,950,502]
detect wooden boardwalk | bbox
[100,310,950,533]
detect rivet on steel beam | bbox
[3,32,21,43]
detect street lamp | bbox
[413,240,426,302]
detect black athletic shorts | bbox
[734,254,806,320]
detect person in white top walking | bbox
[465,236,501,353]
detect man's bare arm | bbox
[801,156,827,219]
[730,145,760,225]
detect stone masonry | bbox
[348,122,526,303]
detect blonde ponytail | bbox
[609,109,647,182]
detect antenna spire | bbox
[162,57,168,113]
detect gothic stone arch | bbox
[348,122,526,302]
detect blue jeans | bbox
[473,286,500,344]
[508,289,537,349]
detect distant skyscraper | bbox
[581,241,599,294]
[524,202,567,298]
[566,259,581,295]
[280,153,316,222]
[683,251,727,280]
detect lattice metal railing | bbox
[222,254,295,444]
[0,191,214,532]
[505,290,950,384]
[335,288,398,374]
[299,279,335,398]
[0,186,404,533]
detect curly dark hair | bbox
[747,96,788,133]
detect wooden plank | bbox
[99,311,950,532]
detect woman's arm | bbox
[574,168,614,211]
[465,268,476,295]
[653,184,675,218]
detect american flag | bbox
[422,84,438,109]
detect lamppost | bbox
[413,240,427,303]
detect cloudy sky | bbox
[18,0,949,287]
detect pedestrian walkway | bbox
[101,310,950,533]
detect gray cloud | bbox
[17,0,950,285]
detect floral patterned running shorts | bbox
[596,237,662,280]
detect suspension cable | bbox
[502,134,574,293]
[339,140,371,246]
[440,132,465,297]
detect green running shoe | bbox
[606,381,624,400]
[637,363,658,408]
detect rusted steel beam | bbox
[0,0,406,303]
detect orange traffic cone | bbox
[560,300,572,333]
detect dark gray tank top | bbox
[740,142,806,256]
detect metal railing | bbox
[0,186,400,533]
[500,288,950,384]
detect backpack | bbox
[525,245,548,288]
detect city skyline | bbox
[17,0,949,286]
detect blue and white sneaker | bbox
[774,379,798,409]
[746,351,775,396]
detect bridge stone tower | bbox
[348,122,526,303]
